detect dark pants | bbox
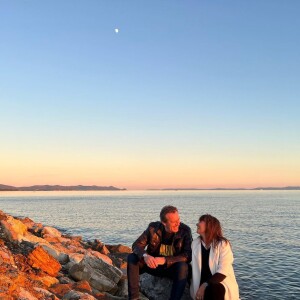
[204,283,225,300]
[127,253,189,300]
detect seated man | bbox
[127,205,193,300]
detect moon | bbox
[114,28,119,34]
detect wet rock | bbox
[28,245,61,277]
[140,273,192,300]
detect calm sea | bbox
[0,190,299,299]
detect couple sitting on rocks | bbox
[127,206,239,300]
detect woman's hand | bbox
[195,282,208,300]
[155,257,166,265]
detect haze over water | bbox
[0,190,299,299]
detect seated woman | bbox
[190,214,239,300]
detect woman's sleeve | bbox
[216,241,234,276]
[207,272,226,284]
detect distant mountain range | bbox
[0,184,126,191]
[151,186,300,191]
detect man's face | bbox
[163,211,180,233]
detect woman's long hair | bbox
[199,214,229,248]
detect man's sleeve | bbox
[132,225,150,259]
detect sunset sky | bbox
[1,1,299,190]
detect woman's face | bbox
[196,220,206,235]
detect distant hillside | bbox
[0,184,126,191]
[153,186,300,191]
[0,184,18,191]
[252,186,300,190]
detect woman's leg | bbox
[204,283,225,300]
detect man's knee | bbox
[172,262,189,280]
[127,253,140,265]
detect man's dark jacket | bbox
[132,221,192,268]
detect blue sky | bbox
[1,1,299,189]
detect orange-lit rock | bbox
[18,287,39,300]
[73,280,93,294]
[28,245,61,277]
[106,244,132,254]
[34,287,60,300]
[18,216,43,233]
[0,211,134,300]
[42,226,62,238]
[49,283,72,298]
[37,275,59,287]
[1,216,27,242]
[87,249,113,265]
[0,241,15,265]
[86,239,110,255]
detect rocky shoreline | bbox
[0,210,192,300]
[0,210,141,300]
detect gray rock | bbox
[62,290,95,300]
[140,273,192,300]
[114,277,128,297]
[69,255,123,292]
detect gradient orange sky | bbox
[1,2,300,190]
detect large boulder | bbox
[39,242,69,264]
[87,249,112,265]
[0,216,27,242]
[42,226,62,238]
[18,217,43,235]
[69,255,123,292]
[28,245,62,277]
[140,273,192,300]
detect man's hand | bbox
[154,257,166,265]
[195,282,208,300]
[144,255,158,268]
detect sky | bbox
[1,1,300,190]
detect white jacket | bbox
[190,238,239,300]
